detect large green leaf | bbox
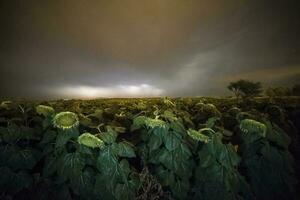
[170,178,190,200]
[265,121,291,150]
[58,152,85,180]
[147,131,163,151]
[194,134,251,200]
[131,116,148,131]
[94,174,115,200]
[242,141,296,200]
[114,183,136,200]
[158,145,194,179]
[169,120,186,134]
[100,127,118,144]
[70,167,96,197]
[155,166,175,186]
[43,154,61,178]
[55,129,79,148]
[40,130,57,145]
[113,141,136,158]
[97,146,122,186]
[162,130,181,151]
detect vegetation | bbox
[227,79,262,98]
[0,97,299,200]
[265,87,292,97]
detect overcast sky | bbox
[1,0,300,99]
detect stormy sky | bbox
[1,0,300,99]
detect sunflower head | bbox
[53,111,79,130]
[239,119,267,137]
[78,132,104,149]
[0,101,13,110]
[36,105,55,117]
[187,128,212,143]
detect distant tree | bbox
[265,87,292,97]
[292,84,300,96]
[227,79,262,98]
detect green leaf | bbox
[265,121,291,149]
[156,166,175,186]
[100,127,118,144]
[0,127,16,143]
[116,142,136,158]
[114,183,136,200]
[43,154,60,178]
[55,129,79,148]
[195,134,252,200]
[241,131,296,200]
[169,120,186,134]
[131,116,148,131]
[147,132,163,151]
[163,131,181,151]
[94,174,115,200]
[42,116,53,130]
[170,179,190,200]
[97,147,122,186]
[70,167,96,196]
[148,148,163,164]
[58,152,85,180]
[158,145,194,179]
[40,130,57,145]
[206,117,220,128]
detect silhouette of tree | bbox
[228,80,262,99]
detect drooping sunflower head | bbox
[0,101,13,110]
[187,128,212,143]
[239,119,267,137]
[228,107,241,117]
[78,132,104,149]
[36,105,55,117]
[53,111,79,130]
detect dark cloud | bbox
[0,0,300,99]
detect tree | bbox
[227,79,262,98]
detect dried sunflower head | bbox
[239,119,267,137]
[0,101,13,110]
[187,128,212,143]
[53,111,79,130]
[78,132,104,148]
[36,105,55,117]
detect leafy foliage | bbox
[0,98,298,200]
[239,119,297,200]
[191,132,252,200]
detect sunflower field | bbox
[0,97,299,200]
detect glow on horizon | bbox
[53,84,164,99]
